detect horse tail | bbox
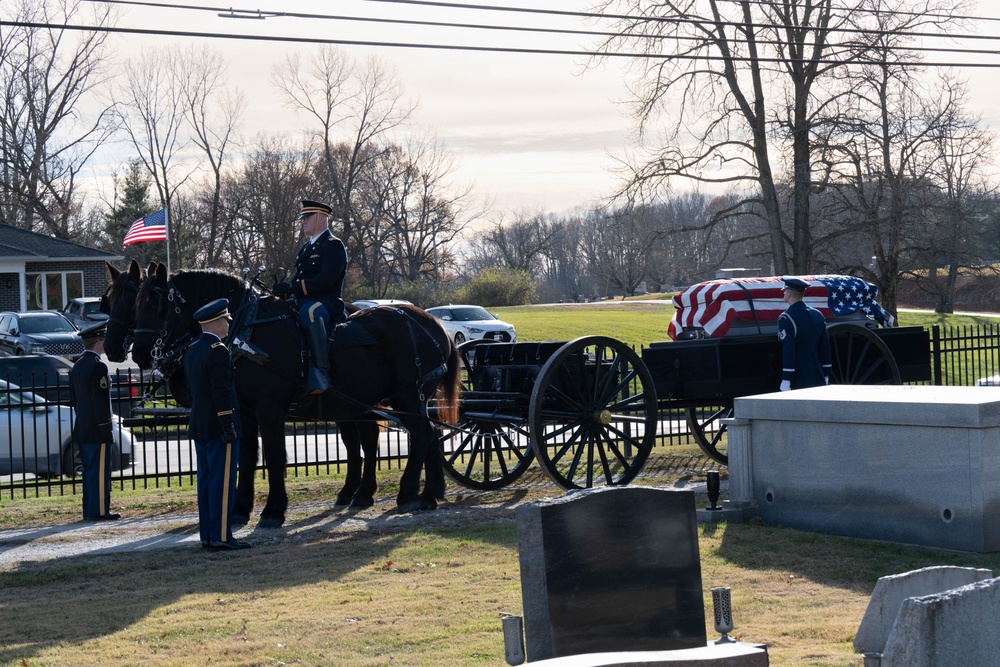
[437,340,461,425]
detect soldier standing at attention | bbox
[69,321,121,521]
[273,199,348,394]
[778,276,832,391]
[184,299,250,550]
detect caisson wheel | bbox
[528,336,657,490]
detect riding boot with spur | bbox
[304,320,332,395]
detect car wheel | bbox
[14,347,24,356]
[454,331,466,344]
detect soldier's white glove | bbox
[825,376,830,385]
[780,380,791,392]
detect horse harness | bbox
[144,281,446,419]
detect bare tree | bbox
[816,5,982,313]
[582,207,659,298]
[481,211,565,275]
[272,49,415,240]
[353,137,472,293]
[176,44,246,266]
[0,0,115,237]
[115,47,193,265]
[594,0,967,275]
[912,105,996,312]
[221,135,316,273]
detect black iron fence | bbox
[2,323,999,498]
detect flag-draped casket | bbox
[667,275,894,340]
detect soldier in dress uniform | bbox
[778,276,832,391]
[69,321,121,521]
[273,199,348,394]
[184,298,250,550]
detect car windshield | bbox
[19,314,76,334]
[0,382,43,408]
[451,307,494,322]
[83,302,102,315]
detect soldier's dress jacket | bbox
[69,349,115,517]
[289,229,349,324]
[778,300,833,389]
[184,333,242,441]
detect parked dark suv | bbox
[0,311,84,359]
[0,355,143,417]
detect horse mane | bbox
[170,269,245,316]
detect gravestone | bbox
[854,566,993,654]
[516,486,706,661]
[881,577,1000,667]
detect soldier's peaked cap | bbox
[78,320,107,340]
[298,199,332,220]
[781,276,810,292]
[193,298,231,324]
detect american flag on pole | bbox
[668,275,895,339]
[122,208,167,247]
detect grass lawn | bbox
[3,302,998,665]
[3,454,1000,667]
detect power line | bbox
[7,19,1000,68]
[82,0,1000,59]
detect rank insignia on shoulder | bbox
[212,341,226,349]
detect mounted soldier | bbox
[272,199,348,394]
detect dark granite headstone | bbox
[516,486,706,661]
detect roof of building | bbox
[0,224,122,261]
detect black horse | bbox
[119,263,460,521]
[102,259,144,363]
[101,260,398,528]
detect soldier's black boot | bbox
[304,320,331,395]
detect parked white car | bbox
[426,305,516,344]
[0,380,134,477]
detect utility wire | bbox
[7,19,1000,67]
[362,0,1000,30]
[85,0,1000,46]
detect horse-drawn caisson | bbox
[434,273,931,487]
[103,263,930,518]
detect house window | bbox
[24,272,83,311]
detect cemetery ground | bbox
[4,445,1000,667]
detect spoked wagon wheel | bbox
[439,417,534,490]
[439,338,535,490]
[827,323,901,385]
[528,336,657,490]
[685,403,732,466]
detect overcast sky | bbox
[96,0,636,216]
[92,0,1000,217]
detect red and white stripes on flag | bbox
[668,275,893,339]
[122,208,167,247]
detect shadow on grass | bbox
[0,496,519,665]
[714,520,1000,594]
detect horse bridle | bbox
[102,278,139,352]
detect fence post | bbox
[931,324,942,386]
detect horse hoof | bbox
[257,517,285,530]
[349,496,375,510]
[231,514,250,528]
[396,500,421,514]
[419,498,438,511]
[334,495,352,507]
